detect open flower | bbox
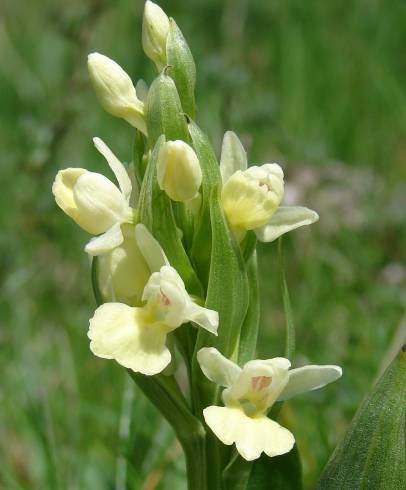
[52,137,134,256]
[220,131,319,242]
[88,225,219,375]
[197,347,342,461]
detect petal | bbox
[255,206,319,243]
[93,137,132,202]
[135,224,169,272]
[52,167,87,224]
[184,302,219,335]
[88,303,171,375]
[108,225,150,304]
[203,406,295,461]
[220,131,247,184]
[73,172,131,234]
[197,347,241,387]
[278,364,343,401]
[85,223,124,256]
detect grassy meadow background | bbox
[1,0,406,488]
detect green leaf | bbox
[166,19,196,118]
[247,445,302,490]
[192,185,249,410]
[238,252,260,365]
[188,120,222,288]
[145,71,189,146]
[317,347,406,489]
[278,238,295,361]
[138,135,203,297]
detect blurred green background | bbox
[1,0,405,488]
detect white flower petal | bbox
[107,225,150,304]
[220,131,247,184]
[85,223,124,256]
[135,224,169,273]
[88,303,171,375]
[255,206,319,242]
[197,347,241,387]
[93,137,132,201]
[203,406,294,461]
[185,302,219,335]
[73,172,131,234]
[52,168,88,226]
[278,364,343,401]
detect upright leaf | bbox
[192,185,249,410]
[188,121,222,287]
[317,347,406,489]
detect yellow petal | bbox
[255,206,319,243]
[88,303,171,375]
[203,406,295,461]
[73,171,131,234]
[52,167,87,224]
[220,131,247,184]
[197,347,241,387]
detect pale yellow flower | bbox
[220,131,319,242]
[88,226,219,375]
[197,347,342,460]
[52,138,135,255]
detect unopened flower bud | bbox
[157,140,202,202]
[142,1,170,71]
[87,52,147,135]
[222,164,284,230]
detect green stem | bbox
[128,372,207,490]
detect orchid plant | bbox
[52,2,343,488]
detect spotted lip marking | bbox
[251,376,272,391]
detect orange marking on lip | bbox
[251,376,272,391]
[159,288,171,306]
